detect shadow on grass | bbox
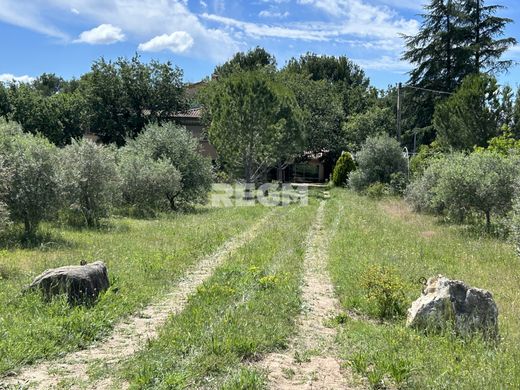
[0,225,75,250]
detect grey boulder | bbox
[28,261,109,304]
[406,275,498,338]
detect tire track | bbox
[259,200,359,389]
[2,211,275,390]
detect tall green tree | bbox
[214,47,276,78]
[32,73,65,96]
[201,70,303,182]
[0,83,10,120]
[81,55,187,145]
[402,0,516,146]
[282,72,345,155]
[284,53,374,118]
[8,84,84,146]
[434,73,501,150]
[462,0,517,74]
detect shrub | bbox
[118,152,182,215]
[409,140,444,177]
[406,160,445,214]
[349,134,407,192]
[366,182,388,199]
[0,122,59,236]
[332,151,355,186]
[59,139,119,227]
[361,265,407,320]
[125,123,213,209]
[389,172,408,195]
[407,152,519,229]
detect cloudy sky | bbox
[0,0,519,88]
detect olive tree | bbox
[0,122,59,236]
[407,152,519,229]
[125,123,212,209]
[118,152,182,214]
[59,139,119,227]
[349,134,407,191]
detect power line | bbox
[402,84,454,95]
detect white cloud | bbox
[0,73,35,84]
[138,31,194,53]
[202,13,331,41]
[75,24,125,44]
[0,0,239,62]
[0,3,68,39]
[71,8,80,14]
[203,7,417,41]
[259,10,290,18]
[352,55,412,72]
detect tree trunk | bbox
[485,210,491,232]
[475,0,481,73]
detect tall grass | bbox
[0,205,268,375]
[326,189,520,388]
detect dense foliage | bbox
[349,134,407,191]
[201,70,303,182]
[407,152,519,229]
[0,121,59,236]
[124,123,212,209]
[434,74,501,150]
[59,139,119,227]
[332,152,356,186]
[0,155,11,231]
[401,0,516,147]
[118,152,182,215]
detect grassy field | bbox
[117,199,318,389]
[326,189,520,389]
[0,205,268,375]
[3,188,520,389]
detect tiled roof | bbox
[174,107,203,119]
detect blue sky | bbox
[0,0,519,89]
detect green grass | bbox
[118,200,318,389]
[326,189,520,389]
[0,205,268,375]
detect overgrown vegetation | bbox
[327,190,520,389]
[349,134,407,192]
[0,204,268,375]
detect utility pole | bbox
[397,82,402,144]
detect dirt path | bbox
[2,212,273,390]
[259,200,357,389]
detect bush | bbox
[125,123,213,209]
[332,151,355,186]
[0,122,59,236]
[406,160,445,214]
[361,265,407,320]
[366,182,388,199]
[407,152,519,229]
[409,140,444,177]
[349,134,407,192]
[59,139,119,227]
[118,152,182,215]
